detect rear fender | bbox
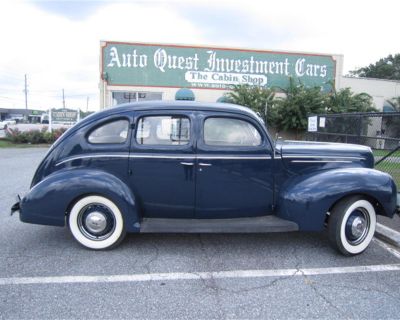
[20,169,140,232]
[276,168,397,231]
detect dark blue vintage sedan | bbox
[12,101,399,255]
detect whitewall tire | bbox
[68,195,126,250]
[328,196,376,256]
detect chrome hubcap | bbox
[77,204,116,241]
[345,208,370,245]
[85,211,107,234]
[351,216,366,239]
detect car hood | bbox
[276,140,374,170]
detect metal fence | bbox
[306,112,400,187]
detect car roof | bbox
[94,100,260,120]
[52,101,265,150]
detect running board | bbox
[140,216,298,233]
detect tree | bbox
[225,79,378,135]
[349,54,400,80]
[326,82,376,113]
[324,86,376,138]
[272,78,326,134]
[225,85,275,126]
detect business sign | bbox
[102,42,336,91]
[51,108,78,122]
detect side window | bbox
[204,117,262,147]
[88,119,129,144]
[136,115,190,145]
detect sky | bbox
[0,0,399,111]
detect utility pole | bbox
[62,89,65,108]
[24,74,28,110]
[86,96,89,112]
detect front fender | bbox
[276,168,397,231]
[20,169,140,232]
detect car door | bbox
[195,112,274,219]
[129,110,196,219]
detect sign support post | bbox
[48,108,52,133]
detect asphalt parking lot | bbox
[1,148,400,319]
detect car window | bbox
[204,117,262,147]
[136,116,190,145]
[88,119,129,144]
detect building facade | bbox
[0,108,45,123]
[338,76,400,110]
[99,41,398,110]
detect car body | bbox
[0,119,16,129]
[11,101,399,255]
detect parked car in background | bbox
[40,113,49,124]
[11,101,399,255]
[0,119,16,129]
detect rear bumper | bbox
[10,195,21,216]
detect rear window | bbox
[204,117,262,147]
[88,119,129,144]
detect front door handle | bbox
[180,162,194,166]
[199,163,212,166]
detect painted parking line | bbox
[373,237,400,259]
[1,264,400,286]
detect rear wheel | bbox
[328,196,376,256]
[68,195,126,250]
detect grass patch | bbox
[373,149,400,158]
[0,139,50,148]
[375,162,400,188]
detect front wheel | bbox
[328,196,376,256]
[68,195,126,250]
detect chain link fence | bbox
[306,112,400,187]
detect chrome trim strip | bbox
[291,160,353,163]
[197,155,271,160]
[129,154,195,159]
[283,140,340,145]
[283,155,365,160]
[56,154,129,166]
[130,154,271,160]
[56,153,272,166]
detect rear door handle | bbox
[180,162,194,166]
[199,163,212,166]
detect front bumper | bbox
[10,195,21,216]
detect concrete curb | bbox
[375,223,400,248]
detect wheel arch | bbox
[20,169,141,232]
[326,192,386,222]
[276,168,397,231]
